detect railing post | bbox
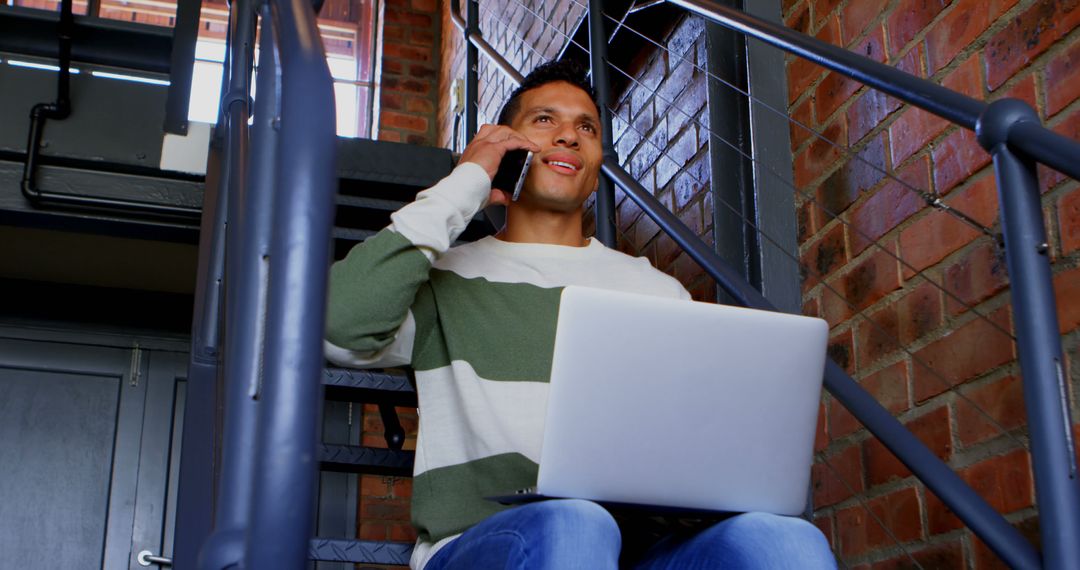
[464,0,479,144]
[196,0,270,565]
[586,0,617,248]
[978,99,1080,570]
[243,0,337,564]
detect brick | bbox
[932,127,991,195]
[813,0,843,29]
[672,252,705,285]
[786,0,810,33]
[381,91,405,111]
[794,119,847,188]
[358,523,387,541]
[846,88,901,145]
[848,154,930,256]
[836,486,922,557]
[886,0,951,57]
[390,523,418,542]
[897,280,943,344]
[855,304,899,369]
[814,70,861,122]
[381,110,428,132]
[841,0,887,45]
[829,327,856,376]
[791,96,816,151]
[815,401,828,452]
[360,475,392,498]
[677,200,704,236]
[894,42,926,77]
[943,240,1009,314]
[788,56,823,106]
[798,200,817,243]
[966,448,1035,512]
[666,14,705,60]
[898,174,1000,277]
[924,0,1017,75]
[379,129,402,142]
[633,210,661,250]
[361,497,411,520]
[870,539,965,569]
[821,247,901,325]
[411,0,436,11]
[887,104,948,166]
[862,360,911,414]
[985,0,1080,90]
[864,405,952,486]
[829,389,861,439]
[406,97,435,114]
[384,7,432,27]
[382,76,431,95]
[941,53,985,97]
[812,442,864,508]
[1040,107,1080,191]
[912,306,1014,402]
[925,488,965,535]
[1054,265,1080,333]
[813,512,835,550]
[800,222,847,292]
[956,375,1025,447]
[1059,184,1080,254]
[815,133,887,218]
[673,154,709,210]
[1046,39,1080,116]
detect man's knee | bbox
[707,512,834,566]
[521,499,621,544]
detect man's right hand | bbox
[459,124,541,206]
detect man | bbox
[325,60,834,569]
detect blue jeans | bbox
[424,499,837,569]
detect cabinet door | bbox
[0,337,186,570]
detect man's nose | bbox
[554,124,579,148]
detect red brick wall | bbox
[437,0,587,150]
[786,0,1080,566]
[378,0,441,145]
[601,16,718,302]
[356,404,419,564]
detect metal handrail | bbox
[243,0,338,567]
[449,0,1080,568]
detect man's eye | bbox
[580,124,597,133]
[535,115,552,123]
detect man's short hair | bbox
[496,59,600,126]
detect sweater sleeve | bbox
[324,162,491,368]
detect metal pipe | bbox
[198,0,262,565]
[164,0,202,135]
[464,0,480,143]
[603,158,1041,569]
[978,99,1080,570]
[244,0,338,565]
[587,0,617,248]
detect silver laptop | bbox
[491,285,828,516]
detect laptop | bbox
[488,285,829,516]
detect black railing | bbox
[179,0,1080,567]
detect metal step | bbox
[318,443,415,476]
[309,537,413,565]
[321,367,417,407]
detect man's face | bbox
[508,81,603,213]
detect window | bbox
[8,0,381,138]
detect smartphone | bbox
[491,149,534,202]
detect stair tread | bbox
[318,443,415,476]
[309,537,413,564]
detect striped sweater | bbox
[324,163,690,569]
